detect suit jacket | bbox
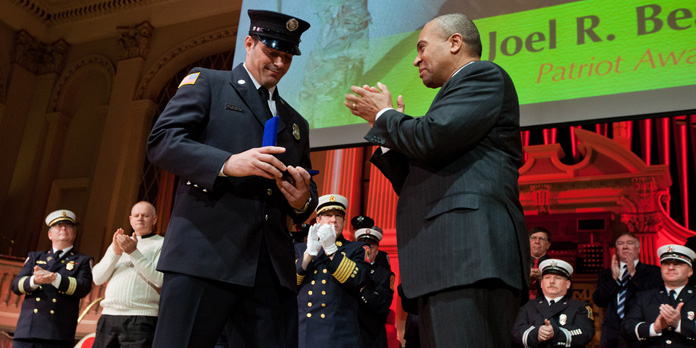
[147,64,318,291]
[358,260,395,348]
[512,294,595,348]
[366,61,530,298]
[295,236,370,348]
[593,262,663,348]
[622,285,696,347]
[12,249,93,342]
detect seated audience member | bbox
[622,244,696,347]
[529,226,552,299]
[92,201,164,348]
[12,210,94,348]
[352,215,395,348]
[512,259,595,348]
[593,232,663,348]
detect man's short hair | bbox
[433,13,482,58]
[529,226,551,242]
[614,232,640,248]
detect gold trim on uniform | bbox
[18,276,29,294]
[66,277,77,295]
[297,273,305,286]
[333,256,357,284]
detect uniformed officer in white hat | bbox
[513,259,595,347]
[295,194,370,348]
[622,244,696,347]
[11,209,94,348]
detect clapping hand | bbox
[305,224,322,257]
[538,319,554,342]
[317,224,338,255]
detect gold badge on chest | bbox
[559,313,567,326]
[66,260,75,271]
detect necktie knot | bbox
[549,300,555,306]
[669,289,678,306]
[258,87,273,119]
[55,250,62,259]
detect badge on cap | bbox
[293,123,300,140]
[559,314,567,326]
[286,18,299,31]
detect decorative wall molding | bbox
[8,0,170,26]
[12,30,69,75]
[134,28,236,100]
[117,21,154,60]
[47,55,115,113]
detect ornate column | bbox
[1,31,69,256]
[621,177,664,265]
[82,21,155,255]
[530,184,552,214]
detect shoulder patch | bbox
[178,72,200,88]
[363,245,371,263]
[390,274,395,291]
[585,305,593,320]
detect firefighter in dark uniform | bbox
[12,209,94,348]
[295,194,369,348]
[622,244,696,347]
[352,215,395,348]
[513,259,595,348]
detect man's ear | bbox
[450,33,463,54]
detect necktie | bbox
[669,289,677,307]
[55,250,62,260]
[549,300,555,306]
[258,87,273,119]
[617,265,629,319]
[534,258,539,268]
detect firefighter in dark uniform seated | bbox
[622,244,696,347]
[12,209,94,348]
[295,194,369,348]
[512,259,595,347]
[352,215,395,348]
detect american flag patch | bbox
[178,72,200,88]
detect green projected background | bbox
[235,0,696,147]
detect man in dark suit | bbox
[622,244,696,347]
[295,194,369,348]
[12,209,94,348]
[593,232,663,348]
[146,9,317,348]
[512,259,595,347]
[529,226,552,300]
[345,13,530,348]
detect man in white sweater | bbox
[92,201,164,348]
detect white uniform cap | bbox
[316,194,348,214]
[658,244,696,267]
[355,228,383,243]
[539,259,573,279]
[45,209,76,227]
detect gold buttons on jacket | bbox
[52,299,57,303]
[33,309,38,313]
[321,314,325,318]
[308,291,313,295]
[311,280,315,285]
[50,310,55,315]
[307,302,312,307]
[322,303,326,307]
[36,298,40,302]
[307,313,311,318]
[322,269,327,273]
[267,189,272,196]
[321,280,326,284]
[322,291,326,295]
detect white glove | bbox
[317,224,338,255]
[305,224,322,256]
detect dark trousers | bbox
[12,339,72,348]
[417,278,521,348]
[152,244,297,348]
[92,315,157,348]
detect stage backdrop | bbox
[233,0,696,148]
